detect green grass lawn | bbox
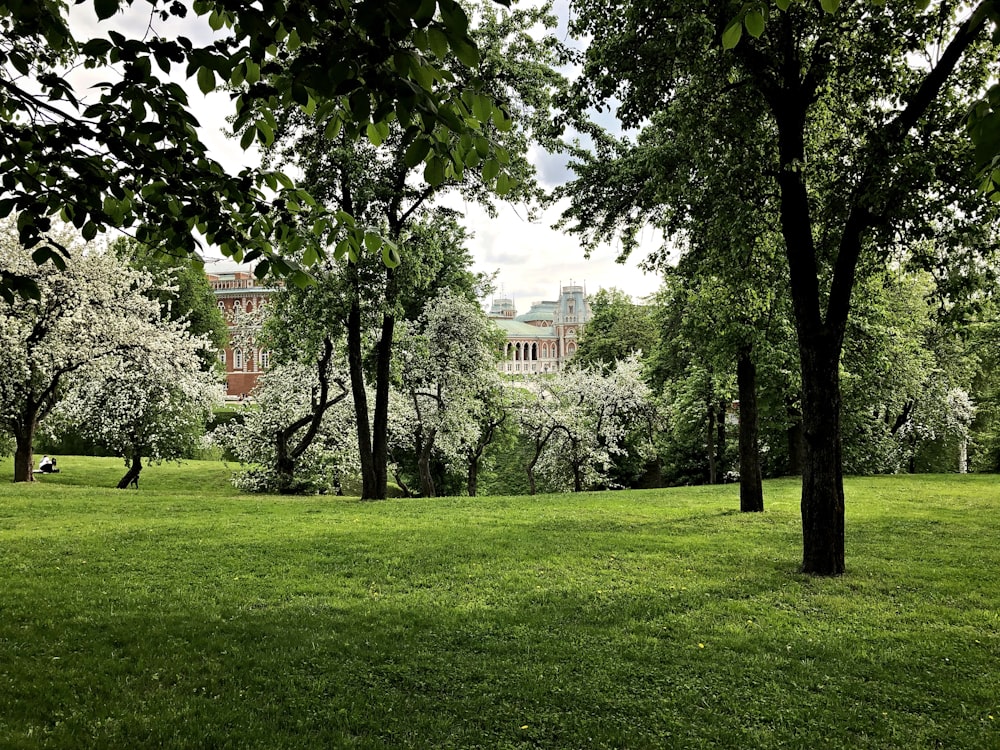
[0,457,997,748]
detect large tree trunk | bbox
[13,427,35,483]
[799,338,845,575]
[347,292,378,499]
[737,349,764,512]
[117,454,143,489]
[771,79,847,576]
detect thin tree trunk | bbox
[275,430,296,494]
[467,457,479,497]
[737,349,764,512]
[706,399,717,485]
[716,399,727,481]
[417,431,436,497]
[371,310,394,499]
[117,454,143,489]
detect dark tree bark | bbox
[416,427,437,497]
[372,308,395,498]
[347,287,378,499]
[466,457,480,497]
[117,454,142,489]
[13,426,36,483]
[526,426,556,496]
[466,414,503,497]
[716,399,727,481]
[272,337,348,495]
[706,399,717,485]
[737,349,764,512]
[798,336,846,574]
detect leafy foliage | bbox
[0,0,519,299]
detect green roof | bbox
[492,319,558,337]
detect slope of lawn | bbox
[0,457,997,748]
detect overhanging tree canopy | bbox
[0,0,513,299]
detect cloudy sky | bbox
[68,1,666,309]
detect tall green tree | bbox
[263,1,563,500]
[563,0,1000,574]
[574,288,658,369]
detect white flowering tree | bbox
[52,344,223,488]
[519,356,654,494]
[215,347,357,494]
[390,290,503,497]
[0,222,198,482]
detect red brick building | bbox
[207,268,278,399]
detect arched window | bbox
[234,349,244,370]
[259,350,270,370]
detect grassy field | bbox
[0,457,997,748]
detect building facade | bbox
[207,269,278,398]
[488,284,591,375]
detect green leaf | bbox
[239,126,255,150]
[744,10,765,38]
[450,36,480,68]
[428,27,450,59]
[482,159,501,181]
[197,66,215,94]
[819,0,840,12]
[495,172,513,196]
[403,138,431,167]
[721,21,743,50]
[382,240,401,269]
[774,0,791,10]
[302,244,318,267]
[94,0,119,21]
[439,0,470,36]
[424,156,446,186]
[366,121,389,146]
[364,231,383,253]
[472,93,493,123]
[256,120,274,146]
[324,117,343,140]
[290,271,314,289]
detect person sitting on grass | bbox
[36,456,59,474]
